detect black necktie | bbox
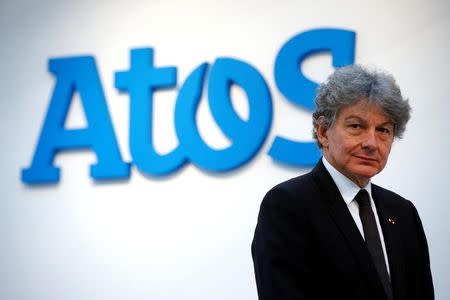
[355,189,393,300]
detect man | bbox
[251,65,434,300]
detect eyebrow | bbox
[344,116,395,127]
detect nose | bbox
[361,129,378,150]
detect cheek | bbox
[375,144,393,170]
[330,132,350,149]
[338,139,358,155]
[334,144,354,164]
[380,142,393,158]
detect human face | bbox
[317,99,395,187]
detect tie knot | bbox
[355,189,371,207]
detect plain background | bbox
[1,0,449,299]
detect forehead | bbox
[336,100,392,123]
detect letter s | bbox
[269,28,356,166]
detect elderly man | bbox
[251,65,434,300]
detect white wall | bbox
[1,0,449,299]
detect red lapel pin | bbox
[388,217,396,225]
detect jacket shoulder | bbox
[270,171,316,195]
[371,184,424,225]
[260,171,317,214]
[371,183,412,208]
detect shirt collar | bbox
[322,157,372,205]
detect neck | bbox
[323,154,370,188]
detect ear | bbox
[316,116,329,148]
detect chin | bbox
[350,165,381,179]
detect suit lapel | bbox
[311,160,388,300]
[372,185,406,300]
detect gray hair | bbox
[312,64,411,147]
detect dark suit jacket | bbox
[251,160,433,300]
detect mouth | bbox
[353,155,378,163]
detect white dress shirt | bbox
[322,157,391,277]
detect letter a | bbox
[22,57,130,184]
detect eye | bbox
[348,123,361,129]
[377,127,391,135]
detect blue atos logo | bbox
[22,28,355,184]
